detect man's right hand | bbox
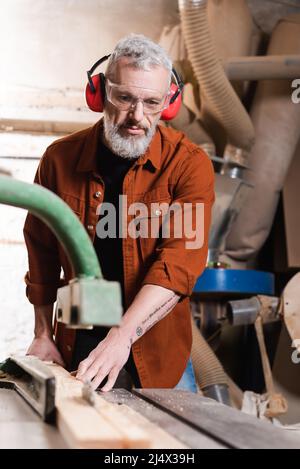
[27,336,65,367]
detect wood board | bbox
[46,363,184,449]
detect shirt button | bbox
[87,225,94,231]
[95,191,102,198]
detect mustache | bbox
[120,121,148,131]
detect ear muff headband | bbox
[169,67,184,104]
[87,54,111,94]
[85,54,183,119]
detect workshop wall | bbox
[0,0,178,131]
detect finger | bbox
[77,363,101,383]
[100,367,119,393]
[76,357,93,379]
[78,357,107,383]
[91,366,111,390]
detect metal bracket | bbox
[0,356,56,422]
[56,277,123,328]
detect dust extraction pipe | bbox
[0,175,102,279]
[191,319,231,405]
[178,0,255,151]
[191,319,244,408]
[224,54,300,81]
[224,15,300,266]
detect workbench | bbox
[1,385,300,449]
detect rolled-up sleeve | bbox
[142,149,215,297]
[23,151,61,305]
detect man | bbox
[24,34,214,392]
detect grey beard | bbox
[103,112,159,159]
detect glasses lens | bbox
[142,95,169,113]
[109,87,135,110]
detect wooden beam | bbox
[45,363,184,449]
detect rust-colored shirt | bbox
[23,119,215,388]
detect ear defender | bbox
[161,68,184,121]
[85,55,184,120]
[85,54,110,113]
[85,73,106,112]
[160,83,182,121]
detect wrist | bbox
[33,304,54,338]
[33,330,53,340]
[113,323,134,345]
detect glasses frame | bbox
[105,78,175,114]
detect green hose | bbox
[0,175,102,279]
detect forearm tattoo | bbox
[134,293,179,341]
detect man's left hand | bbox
[76,327,131,392]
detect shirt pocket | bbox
[57,192,85,223]
[135,196,172,265]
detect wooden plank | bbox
[135,389,300,449]
[45,364,183,449]
[57,397,126,449]
[47,364,128,449]
[47,364,151,449]
[103,389,226,449]
[97,392,186,449]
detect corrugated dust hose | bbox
[178,0,255,151]
[191,318,243,407]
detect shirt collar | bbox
[76,119,102,173]
[76,118,162,173]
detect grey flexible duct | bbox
[224,14,300,266]
[178,0,255,151]
[191,318,243,407]
[191,318,227,388]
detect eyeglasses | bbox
[105,79,174,114]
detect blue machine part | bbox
[194,268,275,296]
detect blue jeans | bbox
[175,358,197,393]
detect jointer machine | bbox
[0,174,299,449]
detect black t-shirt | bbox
[71,141,140,388]
[94,142,134,304]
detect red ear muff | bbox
[85,73,105,113]
[160,83,182,121]
[85,54,110,113]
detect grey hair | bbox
[106,34,172,84]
